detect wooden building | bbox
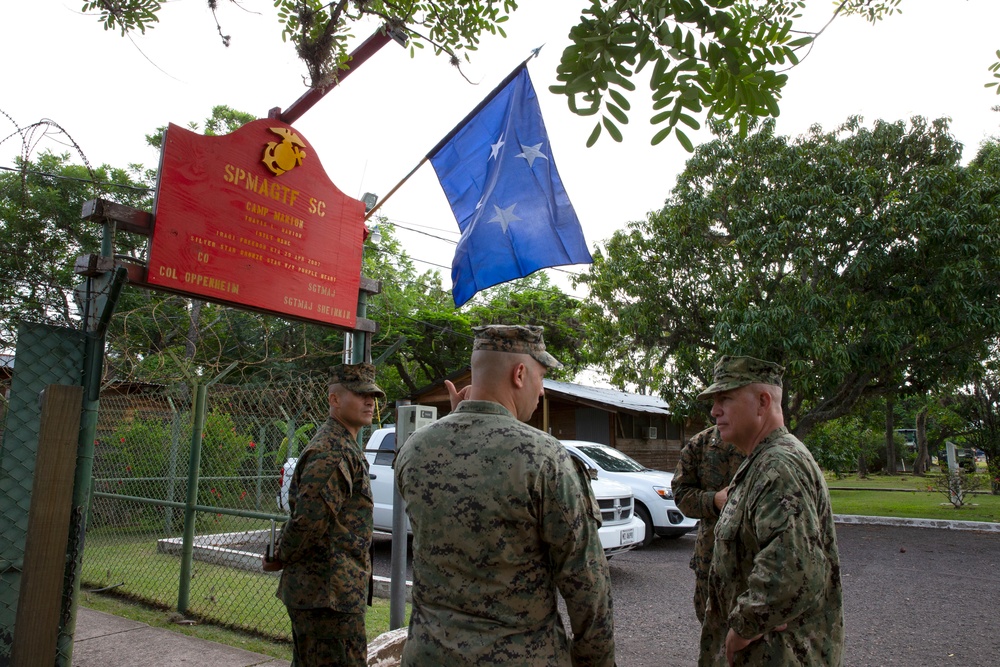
[408,369,705,472]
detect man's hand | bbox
[725,625,787,665]
[713,486,730,511]
[262,556,283,572]
[445,379,470,410]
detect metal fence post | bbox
[164,397,182,535]
[177,383,207,614]
[255,421,267,511]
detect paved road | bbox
[376,524,1000,666]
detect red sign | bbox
[149,119,365,328]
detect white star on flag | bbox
[488,203,521,233]
[490,134,505,160]
[516,143,547,168]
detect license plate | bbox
[620,528,635,545]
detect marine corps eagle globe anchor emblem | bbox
[263,127,307,176]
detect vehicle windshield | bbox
[577,444,646,473]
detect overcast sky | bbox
[3,0,999,299]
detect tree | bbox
[0,150,150,351]
[80,1,999,151]
[576,116,1000,438]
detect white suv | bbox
[363,427,644,557]
[562,440,697,547]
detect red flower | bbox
[120,437,125,443]
[249,441,256,449]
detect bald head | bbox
[468,349,548,422]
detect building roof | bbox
[543,378,672,416]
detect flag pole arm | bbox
[363,47,542,222]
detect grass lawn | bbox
[79,521,409,661]
[826,470,1000,523]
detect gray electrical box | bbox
[396,405,437,448]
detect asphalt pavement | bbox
[71,515,1000,666]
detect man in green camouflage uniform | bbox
[395,325,615,666]
[696,356,843,667]
[262,363,384,667]
[672,425,745,623]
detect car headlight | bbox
[653,485,673,500]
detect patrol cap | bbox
[697,355,784,400]
[472,325,563,370]
[329,363,385,398]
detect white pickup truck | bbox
[363,427,645,557]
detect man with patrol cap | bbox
[671,424,744,623]
[395,325,616,666]
[696,356,844,666]
[263,363,384,666]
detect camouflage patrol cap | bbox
[329,363,385,398]
[472,325,563,370]
[696,355,784,400]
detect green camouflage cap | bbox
[697,355,784,400]
[330,362,385,398]
[472,325,563,370]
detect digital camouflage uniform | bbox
[699,427,844,666]
[276,415,374,667]
[395,400,616,667]
[671,426,745,622]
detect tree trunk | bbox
[858,453,868,478]
[885,400,897,474]
[913,407,930,476]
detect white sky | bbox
[2,0,999,299]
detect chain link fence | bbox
[83,374,353,641]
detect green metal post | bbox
[254,422,266,511]
[55,223,126,665]
[165,398,182,535]
[177,383,207,614]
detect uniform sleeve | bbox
[727,461,829,639]
[277,449,352,565]
[541,451,616,667]
[672,431,720,520]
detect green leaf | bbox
[603,116,624,142]
[586,122,602,148]
[608,89,631,111]
[606,103,629,124]
[651,125,673,146]
[675,127,694,152]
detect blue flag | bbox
[429,66,592,307]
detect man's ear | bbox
[757,387,772,413]
[512,362,527,389]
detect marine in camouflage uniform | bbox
[267,363,384,667]
[395,325,615,667]
[671,425,745,623]
[696,356,844,666]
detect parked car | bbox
[361,426,645,557]
[276,457,297,512]
[938,446,977,473]
[561,440,698,547]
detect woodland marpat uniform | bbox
[395,400,615,666]
[672,426,745,622]
[699,427,844,666]
[276,415,373,665]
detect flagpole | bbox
[364,49,541,221]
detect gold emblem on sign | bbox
[263,127,307,176]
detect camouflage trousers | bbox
[287,607,367,667]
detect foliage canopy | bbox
[577,117,1000,437]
